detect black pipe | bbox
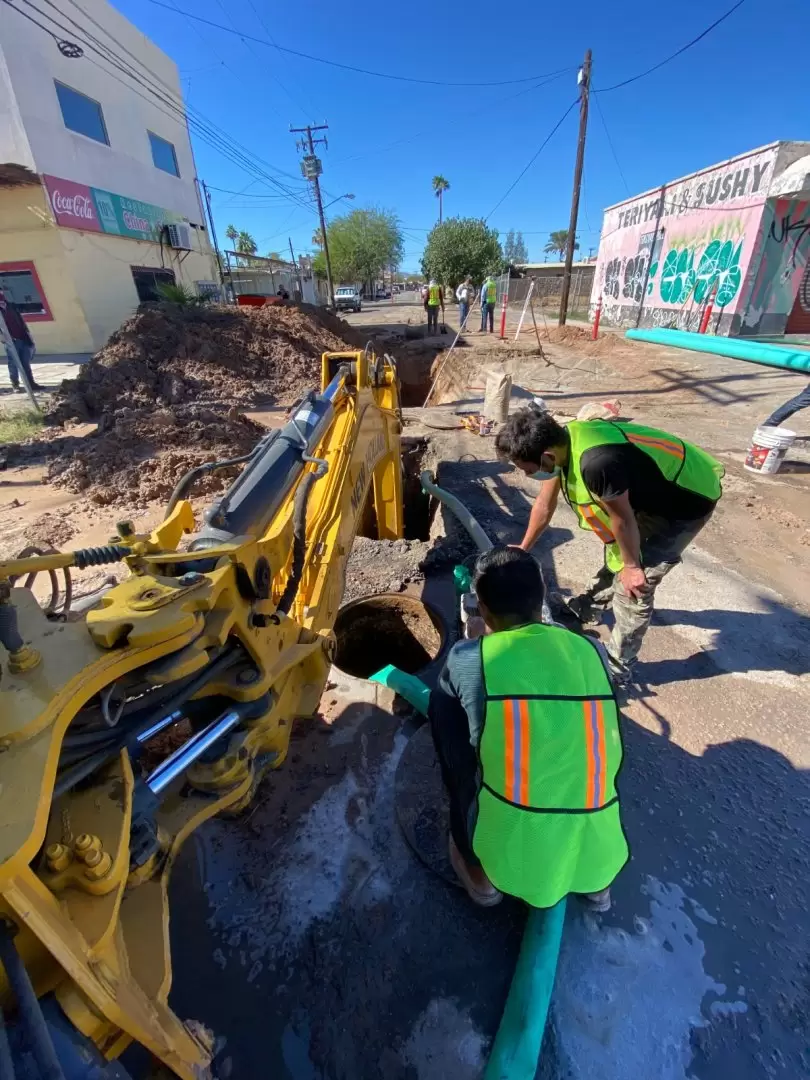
[0,922,64,1080]
[165,446,261,518]
[0,1008,15,1080]
[55,648,241,796]
[276,471,318,616]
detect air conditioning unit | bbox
[167,222,192,250]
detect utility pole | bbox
[202,179,233,302]
[559,49,591,326]
[291,123,335,310]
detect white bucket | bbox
[744,425,796,475]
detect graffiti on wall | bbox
[739,198,810,334]
[590,145,778,327]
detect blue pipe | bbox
[483,900,567,1080]
[375,666,566,1079]
[625,329,810,373]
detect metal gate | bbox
[785,261,810,334]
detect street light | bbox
[323,193,354,210]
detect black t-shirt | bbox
[578,443,716,521]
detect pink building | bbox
[590,141,810,337]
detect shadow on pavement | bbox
[580,716,810,1080]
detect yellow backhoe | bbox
[0,348,403,1078]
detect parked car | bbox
[334,286,362,313]
[375,287,392,300]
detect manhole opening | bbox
[333,594,445,680]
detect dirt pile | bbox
[46,406,266,507]
[32,302,368,508]
[47,303,363,425]
[540,325,622,355]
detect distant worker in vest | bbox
[425,278,444,335]
[480,275,498,333]
[429,546,628,910]
[495,409,724,684]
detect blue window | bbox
[54,81,109,145]
[148,131,180,177]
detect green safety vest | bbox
[485,280,497,303]
[560,419,724,572]
[474,623,629,908]
[428,284,441,306]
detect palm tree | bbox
[432,175,450,224]
[312,228,323,248]
[544,229,579,260]
[225,224,238,249]
[236,230,258,256]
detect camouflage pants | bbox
[581,512,713,666]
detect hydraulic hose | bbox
[0,1008,15,1080]
[419,471,493,554]
[277,468,323,615]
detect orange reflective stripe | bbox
[626,433,685,460]
[518,698,530,807]
[581,504,615,544]
[503,699,530,806]
[595,699,607,807]
[503,699,516,803]
[583,699,607,809]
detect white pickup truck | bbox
[334,286,362,313]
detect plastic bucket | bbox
[744,425,796,475]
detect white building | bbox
[0,0,218,355]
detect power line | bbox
[54,0,312,199]
[595,0,746,92]
[145,0,574,88]
[332,72,566,167]
[485,99,579,223]
[593,93,631,195]
[19,0,318,213]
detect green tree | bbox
[312,228,323,248]
[432,175,450,224]
[225,224,238,249]
[544,229,578,260]
[421,217,503,292]
[513,231,529,263]
[266,251,281,260]
[313,207,403,290]
[504,229,516,263]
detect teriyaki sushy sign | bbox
[43,174,184,241]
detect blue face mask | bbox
[531,465,560,482]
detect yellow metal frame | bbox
[0,351,403,1076]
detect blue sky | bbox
[116,0,810,271]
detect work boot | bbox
[30,383,46,392]
[448,836,503,907]
[11,385,24,394]
[577,887,611,913]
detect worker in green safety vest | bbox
[424,279,444,336]
[495,407,724,683]
[480,275,498,333]
[429,546,629,909]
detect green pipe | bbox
[625,328,810,373]
[374,664,566,1079]
[484,900,567,1080]
[420,470,494,553]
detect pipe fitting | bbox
[74,833,102,862]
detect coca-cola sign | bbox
[43,175,101,232]
[42,173,187,243]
